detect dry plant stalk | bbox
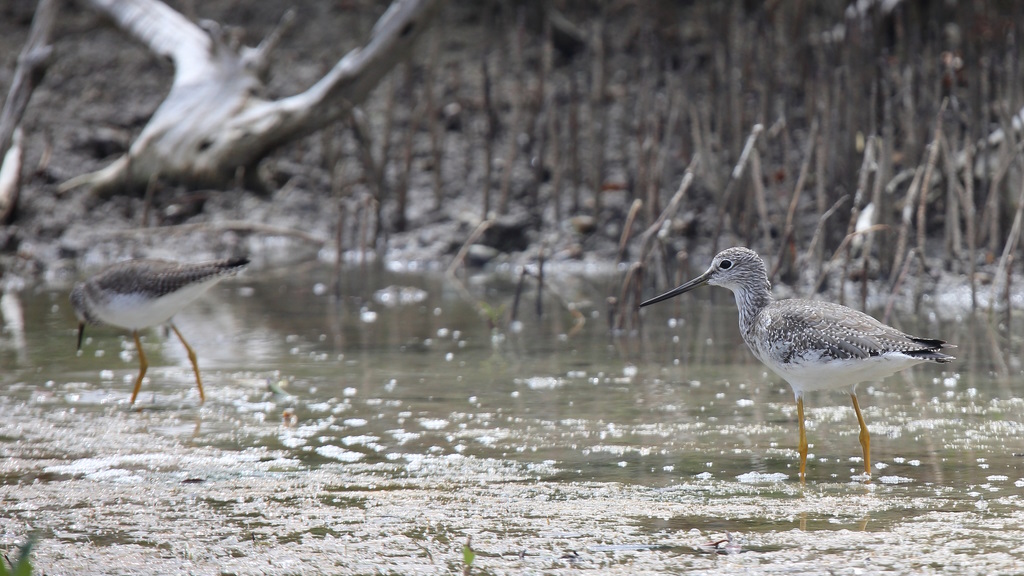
[813,102,829,270]
[940,133,963,263]
[771,118,819,281]
[480,48,494,219]
[712,123,763,254]
[837,135,877,303]
[588,15,607,216]
[536,246,545,318]
[1005,254,1013,332]
[888,164,923,285]
[805,194,849,295]
[989,162,1024,313]
[636,169,697,262]
[883,247,916,325]
[445,219,494,277]
[748,147,771,249]
[615,167,696,331]
[394,63,417,232]
[613,262,643,332]
[860,138,887,310]
[979,102,1019,258]
[509,254,545,323]
[497,9,526,215]
[616,199,643,262]
[914,100,948,267]
[568,76,582,213]
[424,28,444,210]
[961,144,978,308]
[510,267,529,323]
[548,99,563,223]
[812,222,886,296]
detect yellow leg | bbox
[170,324,206,404]
[797,396,807,481]
[851,393,871,475]
[130,331,148,405]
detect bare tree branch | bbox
[0,0,58,222]
[0,0,57,160]
[61,0,444,196]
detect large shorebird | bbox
[641,247,954,479]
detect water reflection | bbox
[1,266,1014,480]
[0,263,1021,571]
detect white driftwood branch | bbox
[0,0,57,156]
[82,0,214,86]
[62,0,443,195]
[0,0,57,222]
[0,128,22,223]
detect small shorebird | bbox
[70,257,249,405]
[640,247,954,480]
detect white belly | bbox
[91,279,222,330]
[763,351,927,397]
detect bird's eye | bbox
[719,259,733,270]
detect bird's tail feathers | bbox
[907,337,956,363]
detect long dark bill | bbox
[638,269,713,308]
[77,322,85,351]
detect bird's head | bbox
[640,247,770,307]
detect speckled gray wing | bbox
[753,299,954,364]
[88,257,248,299]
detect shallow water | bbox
[1,263,1023,574]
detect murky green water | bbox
[1,263,1023,574]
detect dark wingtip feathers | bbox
[907,337,956,363]
[222,256,250,270]
[908,336,950,349]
